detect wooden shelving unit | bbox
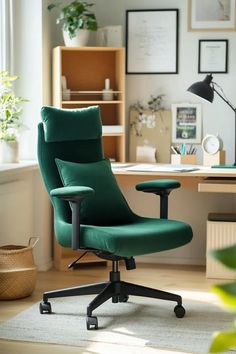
[52,46,126,270]
[52,46,126,162]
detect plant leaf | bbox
[212,282,236,310]
[48,4,56,11]
[210,244,236,269]
[209,331,236,353]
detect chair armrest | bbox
[136,179,181,219]
[136,179,181,194]
[50,186,94,202]
[50,186,94,250]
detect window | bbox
[0,0,13,71]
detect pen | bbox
[188,144,193,155]
[180,144,186,155]
[171,146,178,154]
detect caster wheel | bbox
[39,302,52,314]
[119,295,129,302]
[174,305,185,318]
[112,295,119,303]
[87,316,98,330]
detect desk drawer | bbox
[198,181,236,193]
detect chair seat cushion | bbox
[80,217,193,257]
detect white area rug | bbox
[0,293,234,354]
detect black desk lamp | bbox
[187,74,236,167]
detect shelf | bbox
[69,90,123,95]
[53,46,125,162]
[102,125,124,135]
[62,100,123,105]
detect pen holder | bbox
[171,154,197,165]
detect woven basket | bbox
[0,238,38,300]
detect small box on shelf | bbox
[171,154,197,165]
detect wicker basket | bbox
[0,237,38,300]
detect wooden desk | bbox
[113,164,236,267]
[112,164,236,193]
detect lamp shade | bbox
[187,74,214,103]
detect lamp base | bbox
[211,164,236,168]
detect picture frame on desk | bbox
[126,9,179,74]
[171,103,202,144]
[188,0,236,31]
[198,39,228,73]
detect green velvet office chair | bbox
[38,105,193,330]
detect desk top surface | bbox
[112,163,236,178]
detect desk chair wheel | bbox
[174,305,185,318]
[87,316,98,330]
[39,301,52,314]
[119,295,129,302]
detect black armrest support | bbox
[50,186,94,250]
[135,179,181,219]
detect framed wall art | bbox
[188,0,236,31]
[126,9,179,74]
[171,103,202,143]
[198,39,228,73]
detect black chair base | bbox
[39,261,185,330]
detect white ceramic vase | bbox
[0,141,19,163]
[63,29,90,47]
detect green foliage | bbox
[210,331,236,353]
[209,244,236,353]
[0,71,28,142]
[48,1,98,39]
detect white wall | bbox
[91,0,236,165]
[26,0,236,164]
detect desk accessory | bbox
[171,154,197,165]
[187,74,236,167]
[201,134,225,166]
[202,134,221,155]
[102,78,113,101]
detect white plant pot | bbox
[63,29,90,47]
[0,141,19,163]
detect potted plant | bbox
[48,1,98,47]
[0,71,28,163]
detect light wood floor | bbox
[0,263,221,354]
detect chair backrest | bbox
[38,105,133,227]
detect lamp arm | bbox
[213,85,236,165]
[213,85,236,113]
[212,83,236,166]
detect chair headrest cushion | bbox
[41,105,102,142]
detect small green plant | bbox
[209,244,236,353]
[48,1,98,39]
[0,71,28,141]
